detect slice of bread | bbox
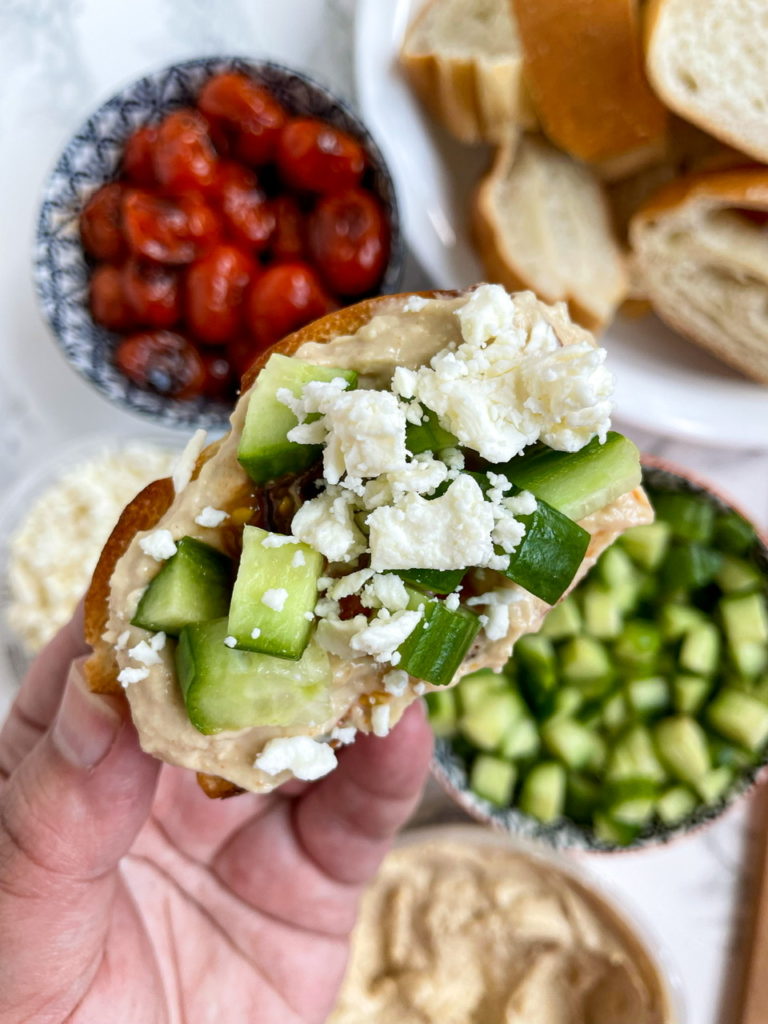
[511,0,667,177]
[473,135,627,331]
[629,168,768,383]
[645,0,768,163]
[400,0,535,144]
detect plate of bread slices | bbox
[355,0,768,449]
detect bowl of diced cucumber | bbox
[428,461,768,851]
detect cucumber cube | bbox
[398,591,481,686]
[596,545,636,590]
[541,718,601,770]
[707,688,768,752]
[696,766,733,806]
[607,725,666,783]
[566,774,601,823]
[503,497,590,605]
[716,556,762,595]
[657,785,697,826]
[713,511,757,556]
[499,715,540,760]
[549,686,584,720]
[459,691,526,751]
[593,812,640,847]
[614,621,662,673]
[619,521,671,570]
[654,716,711,784]
[470,755,517,807]
[228,526,323,659]
[679,622,720,676]
[627,676,669,718]
[659,603,705,641]
[458,669,507,713]
[425,688,457,738]
[673,674,711,715]
[540,596,582,639]
[560,636,613,695]
[602,692,629,734]
[654,492,715,543]
[720,592,768,646]
[405,406,458,454]
[513,634,559,713]
[604,778,658,825]
[660,542,721,593]
[396,567,466,595]
[582,584,623,640]
[519,762,566,823]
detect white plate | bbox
[354,0,768,449]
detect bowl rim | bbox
[32,53,404,431]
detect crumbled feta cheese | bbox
[385,452,449,498]
[390,652,402,666]
[139,529,177,562]
[115,630,131,651]
[383,669,409,696]
[254,736,338,781]
[445,592,460,611]
[367,474,494,571]
[441,448,465,471]
[315,596,341,619]
[128,632,166,667]
[291,488,366,563]
[316,616,369,659]
[250,627,262,640]
[361,573,410,612]
[505,490,537,516]
[328,568,374,600]
[118,666,149,687]
[413,682,428,696]
[392,365,417,399]
[371,703,391,737]
[224,635,238,648]
[303,611,314,622]
[323,390,408,484]
[349,608,423,663]
[172,429,207,493]
[403,295,428,313]
[261,534,297,547]
[194,506,228,528]
[262,588,288,612]
[291,549,306,568]
[491,508,526,553]
[483,604,510,641]
[330,725,357,745]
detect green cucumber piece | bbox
[582,584,623,640]
[541,717,604,770]
[549,686,584,720]
[458,669,507,713]
[706,688,768,752]
[716,555,762,594]
[607,725,666,782]
[604,778,658,825]
[470,755,517,806]
[673,674,711,715]
[425,688,458,737]
[596,544,637,589]
[627,676,669,718]
[619,521,671,570]
[654,716,711,784]
[513,634,558,714]
[720,591,768,646]
[614,621,662,673]
[396,567,465,595]
[659,603,705,641]
[653,491,715,543]
[502,497,590,605]
[709,737,755,770]
[518,761,566,823]
[660,542,721,593]
[499,715,540,760]
[696,766,734,805]
[405,407,459,454]
[713,511,756,556]
[566,774,601,824]
[540,596,582,639]
[657,785,697,826]
[593,812,640,846]
[237,353,357,484]
[132,537,232,635]
[602,692,629,734]
[678,622,720,676]
[498,432,642,522]
[398,590,481,686]
[228,526,323,659]
[177,618,331,734]
[459,689,526,751]
[560,636,613,695]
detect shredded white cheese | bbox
[254,735,337,780]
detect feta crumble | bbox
[323,390,408,484]
[250,627,262,640]
[128,632,166,667]
[194,506,228,528]
[383,669,409,697]
[361,573,410,612]
[118,666,149,687]
[139,529,177,562]
[330,725,357,745]
[224,635,238,648]
[349,608,424,663]
[291,549,306,568]
[371,703,391,737]
[291,488,366,563]
[262,588,288,612]
[254,736,337,781]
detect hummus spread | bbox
[105,290,652,792]
[329,838,673,1024]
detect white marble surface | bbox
[1,3,767,1022]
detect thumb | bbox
[0,657,159,1020]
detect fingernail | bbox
[52,658,124,768]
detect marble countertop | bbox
[1,2,768,1022]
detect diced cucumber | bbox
[228,526,323,659]
[593,812,640,846]
[458,669,507,713]
[716,556,762,594]
[541,718,603,770]
[660,542,721,593]
[731,641,768,679]
[607,725,667,783]
[499,714,540,760]
[713,511,756,556]
[604,778,658,826]
[398,590,481,686]
[177,618,331,734]
[132,537,232,635]
[405,407,458,455]
[596,545,636,590]
[459,690,526,751]
[503,497,590,605]
[654,716,711,784]
[657,786,697,826]
[540,596,582,639]
[549,686,584,720]
[559,636,613,694]
[720,591,768,646]
[602,692,629,734]
[654,492,715,543]
[582,584,623,640]
[237,354,357,484]
[696,766,734,805]
[518,762,566,823]
[470,755,517,807]
[709,737,755,770]
[566,774,601,823]
[627,676,669,718]
[425,688,457,737]
[498,432,642,522]
[706,688,768,752]
[673,674,711,715]
[659,603,705,641]
[613,621,662,673]
[396,567,465,595]
[679,622,720,676]
[514,634,558,713]
[619,521,671,570]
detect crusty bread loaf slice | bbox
[400,0,535,144]
[630,168,768,383]
[473,135,627,331]
[645,0,768,164]
[511,0,667,177]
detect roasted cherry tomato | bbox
[122,125,158,186]
[80,183,126,261]
[210,162,275,250]
[227,334,264,379]
[115,330,206,399]
[276,118,365,193]
[308,188,389,295]
[270,195,306,261]
[198,72,286,166]
[89,264,134,330]
[122,189,219,264]
[200,349,235,399]
[244,262,336,350]
[122,258,181,328]
[185,243,258,344]
[153,109,218,192]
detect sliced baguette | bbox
[473,135,627,331]
[511,0,667,177]
[645,0,768,164]
[400,0,535,144]
[629,168,768,383]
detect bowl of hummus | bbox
[328,824,682,1024]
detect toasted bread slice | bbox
[511,0,667,177]
[473,135,627,331]
[629,168,768,383]
[400,0,535,144]
[645,0,768,164]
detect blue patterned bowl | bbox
[34,56,404,431]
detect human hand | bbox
[0,608,433,1023]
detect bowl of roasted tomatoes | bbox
[34,56,402,429]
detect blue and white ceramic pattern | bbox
[34,56,403,430]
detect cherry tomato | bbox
[276,118,365,193]
[89,264,134,330]
[122,258,181,328]
[115,330,206,399]
[308,188,389,295]
[200,349,235,399]
[153,109,218,192]
[185,243,258,344]
[270,195,306,260]
[122,125,158,186]
[199,111,231,156]
[210,161,275,250]
[122,189,219,264]
[80,183,126,261]
[227,334,264,378]
[198,72,286,165]
[244,262,336,350]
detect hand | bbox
[0,609,433,1023]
